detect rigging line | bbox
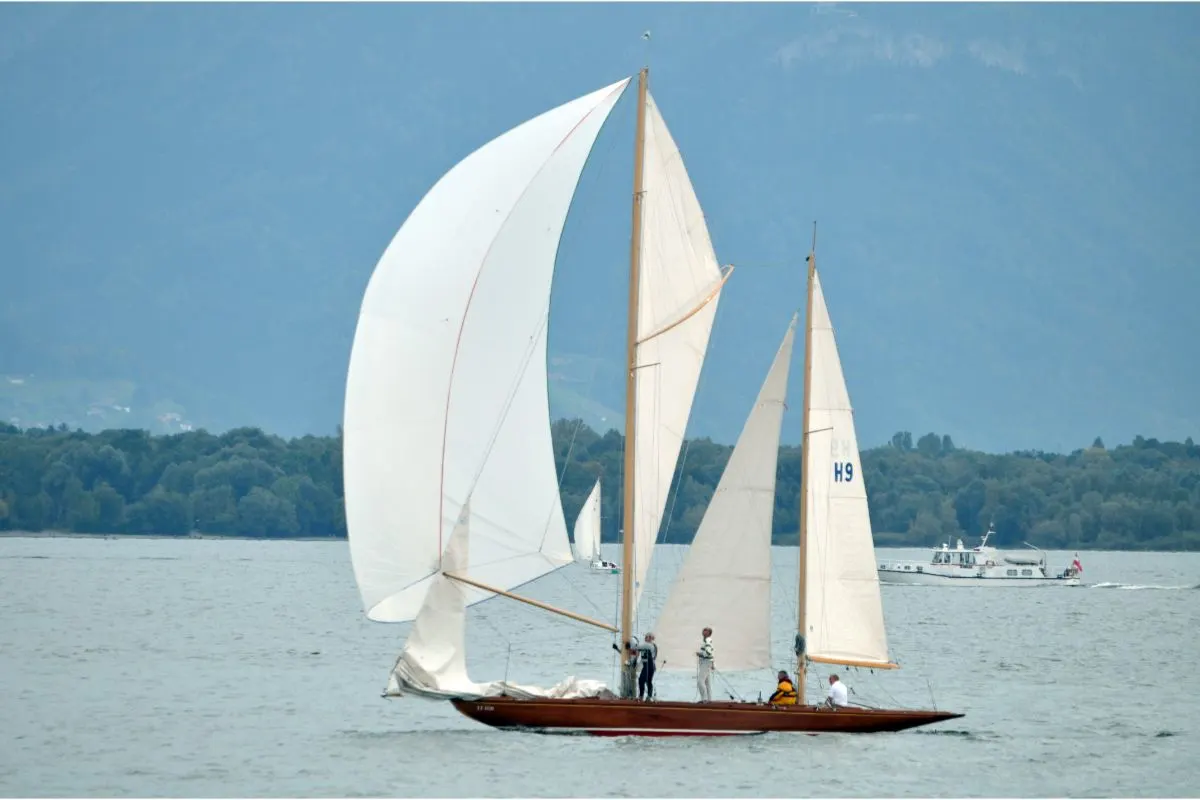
[653,240,727,562]
[472,594,514,651]
[545,559,608,619]
[645,365,665,625]
[538,97,630,554]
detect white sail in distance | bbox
[572,479,602,563]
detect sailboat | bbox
[343,66,962,735]
[572,480,619,575]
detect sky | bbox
[0,2,1197,453]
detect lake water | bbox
[2,536,1198,797]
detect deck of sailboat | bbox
[450,695,963,736]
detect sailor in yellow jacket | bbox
[768,670,798,705]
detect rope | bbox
[712,667,743,702]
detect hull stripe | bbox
[501,726,764,737]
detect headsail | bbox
[802,271,893,669]
[629,90,727,611]
[344,78,630,623]
[572,479,602,563]
[653,315,797,671]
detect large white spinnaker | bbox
[344,79,629,624]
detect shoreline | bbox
[0,530,1195,554]
[0,530,344,542]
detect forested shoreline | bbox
[1,421,1197,551]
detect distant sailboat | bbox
[343,65,962,735]
[572,480,618,574]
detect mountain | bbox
[1,3,1197,450]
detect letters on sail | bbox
[802,271,893,670]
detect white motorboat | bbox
[878,524,1083,586]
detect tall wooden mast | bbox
[618,67,649,698]
[795,222,816,704]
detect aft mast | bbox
[618,66,649,698]
[795,222,817,704]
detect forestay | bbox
[344,79,630,623]
[653,315,797,672]
[630,90,727,611]
[802,271,893,669]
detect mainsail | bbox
[572,479,602,563]
[653,315,798,672]
[629,91,727,612]
[801,271,892,669]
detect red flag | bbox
[1072,554,1083,573]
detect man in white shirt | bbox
[695,627,714,702]
[826,674,849,708]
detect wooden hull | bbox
[450,696,963,736]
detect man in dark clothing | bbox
[612,634,659,700]
[635,633,658,701]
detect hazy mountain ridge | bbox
[2,4,1196,450]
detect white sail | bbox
[653,315,798,672]
[387,501,608,700]
[802,271,893,669]
[572,479,602,563]
[344,79,630,623]
[630,90,726,611]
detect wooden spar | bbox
[444,573,618,632]
[808,655,900,670]
[796,221,817,704]
[618,66,649,698]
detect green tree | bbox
[93,481,126,532]
[126,489,191,535]
[236,487,299,537]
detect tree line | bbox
[1,421,1198,550]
